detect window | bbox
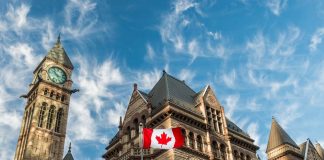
[61,95,65,102]
[38,103,47,128]
[197,135,203,152]
[189,132,194,149]
[44,88,48,95]
[220,144,226,160]
[181,129,187,146]
[127,126,131,142]
[55,108,63,132]
[46,105,55,130]
[50,91,54,98]
[133,118,139,136]
[56,93,60,101]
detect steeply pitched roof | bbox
[266,118,299,152]
[148,71,202,115]
[226,118,250,137]
[46,35,74,69]
[63,143,74,160]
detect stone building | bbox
[266,118,324,160]
[103,71,259,160]
[14,36,76,160]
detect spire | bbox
[118,116,123,129]
[68,142,71,152]
[266,118,299,152]
[63,142,74,160]
[46,34,74,69]
[56,33,61,45]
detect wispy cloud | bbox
[136,69,162,90]
[178,69,195,83]
[309,28,324,52]
[5,4,30,29]
[223,94,240,120]
[221,69,236,88]
[266,0,288,16]
[62,0,105,39]
[145,43,155,60]
[246,122,260,145]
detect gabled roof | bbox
[266,118,299,152]
[63,143,74,160]
[46,35,74,69]
[148,71,201,115]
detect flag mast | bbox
[139,123,144,160]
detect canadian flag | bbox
[142,127,184,149]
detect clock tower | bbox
[14,35,76,160]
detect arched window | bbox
[46,105,55,130]
[55,108,63,133]
[50,91,54,98]
[38,103,47,127]
[220,144,226,160]
[141,115,146,124]
[56,93,61,101]
[133,118,139,136]
[246,155,251,160]
[197,135,203,152]
[189,132,194,149]
[61,95,65,102]
[127,126,131,141]
[181,129,187,146]
[212,141,219,158]
[240,153,244,160]
[234,150,239,159]
[44,88,48,95]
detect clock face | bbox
[48,67,67,84]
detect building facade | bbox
[14,36,76,160]
[266,118,324,160]
[103,71,259,160]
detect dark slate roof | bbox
[138,90,149,101]
[148,71,202,115]
[266,118,299,152]
[63,143,74,160]
[226,118,250,137]
[46,35,74,69]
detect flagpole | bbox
[139,123,143,160]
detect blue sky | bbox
[0,0,324,159]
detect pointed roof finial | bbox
[56,33,61,44]
[68,142,71,152]
[119,116,123,127]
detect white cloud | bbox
[136,69,161,90]
[146,43,155,60]
[223,95,240,119]
[207,31,222,40]
[309,28,324,52]
[68,55,124,141]
[266,0,288,16]
[275,103,302,128]
[62,0,100,39]
[222,69,236,88]
[6,4,30,29]
[106,102,127,126]
[246,122,260,145]
[270,26,300,56]
[6,43,37,66]
[175,0,198,14]
[178,69,195,83]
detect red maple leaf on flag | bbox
[156,132,172,146]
